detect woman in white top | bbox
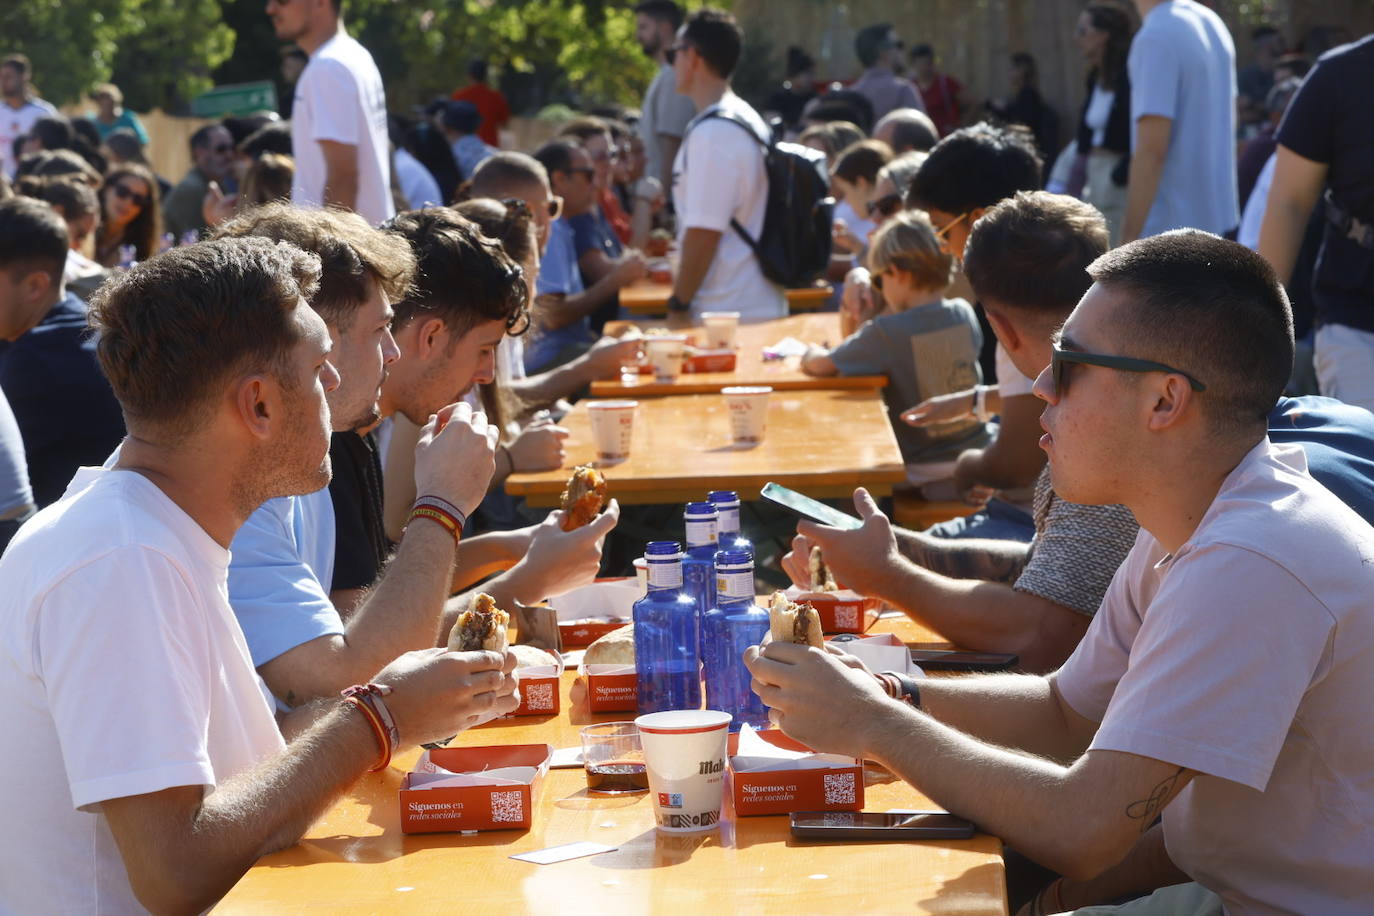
[1073,3,1135,244]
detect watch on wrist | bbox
[666,294,691,313]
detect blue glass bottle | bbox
[682,502,719,653]
[633,541,702,714]
[708,490,752,556]
[703,549,770,731]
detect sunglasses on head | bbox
[866,193,903,219]
[112,183,148,208]
[1050,346,1207,397]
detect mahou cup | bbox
[634,709,733,833]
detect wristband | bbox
[666,294,690,313]
[879,671,921,708]
[405,497,466,545]
[342,695,392,772]
[342,683,400,750]
[973,386,991,423]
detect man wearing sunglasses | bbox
[754,229,1374,914]
[162,123,235,240]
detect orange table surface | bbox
[504,388,905,507]
[215,615,1007,915]
[590,313,885,397]
[620,280,834,315]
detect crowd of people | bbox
[0,0,1372,912]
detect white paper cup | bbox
[587,400,637,462]
[633,556,649,590]
[635,709,733,833]
[646,335,687,381]
[722,386,772,446]
[700,311,740,350]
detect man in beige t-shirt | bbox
[747,230,1374,913]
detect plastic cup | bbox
[633,556,649,590]
[587,400,637,463]
[722,386,772,447]
[581,722,648,795]
[635,709,733,833]
[700,312,741,350]
[646,335,687,382]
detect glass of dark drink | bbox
[581,722,649,795]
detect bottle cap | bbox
[645,540,683,558]
[684,501,718,519]
[707,490,741,505]
[715,548,753,570]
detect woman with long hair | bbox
[1073,2,1135,244]
[95,163,160,266]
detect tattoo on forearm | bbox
[899,531,1029,584]
[1125,767,1184,833]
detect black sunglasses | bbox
[1050,346,1207,396]
[111,183,149,208]
[665,42,691,66]
[866,192,903,219]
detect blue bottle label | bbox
[647,560,683,589]
[685,518,718,547]
[716,570,754,600]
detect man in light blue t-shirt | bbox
[1121,0,1239,242]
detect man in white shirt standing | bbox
[1120,0,1238,242]
[749,231,1374,913]
[267,0,394,225]
[0,54,57,178]
[0,238,518,912]
[668,7,785,323]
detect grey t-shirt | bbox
[1128,0,1239,236]
[640,63,696,186]
[829,298,991,464]
[0,386,32,518]
[1013,467,1139,616]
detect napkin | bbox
[762,337,809,359]
[730,724,856,773]
[406,765,539,789]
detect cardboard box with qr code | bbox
[726,727,864,817]
[783,585,882,635]
[399,744,552,833]
[502,651,564,717]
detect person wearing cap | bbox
[850,24,925,122]
[441,100,495,181]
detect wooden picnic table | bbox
[590,313,885,398]
[504,388,905,507]
[619,279,834,315]
[214,614,1007,915]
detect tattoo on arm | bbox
[896,529,1030,584]
[1125,766,1185,834]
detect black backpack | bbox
[693,108,835,289]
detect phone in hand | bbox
[790,810,976,840]
[760,482,863,530]
[909,649,1019,672]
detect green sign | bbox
[191,81,279,118]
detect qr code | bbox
[523,682,555,712]
[490,790,525,823]
[833,606,859,630]
[823,772,856,806]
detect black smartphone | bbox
[790,811,976,840]
[760,482,863,530]
[909,649,1019,672]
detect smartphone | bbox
[790,811,976,840]
[760,482,863,530]
[909,649,1019,672]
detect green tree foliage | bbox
[1,0,136,105]
[109,0,237,113]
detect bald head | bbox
[873,108,939,154]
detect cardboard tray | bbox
[399,744,552,833]
[726,730,864,817]
[579,662,638,712]
[505,655,565,717]
[551,579,639,648]
[784,585,883,634]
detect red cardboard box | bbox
[551,580,639,648]
[682,349,737,373]
[506,654,564,717]
[580,663,638,712]
[726,730,864,817]
[399,744,552,833]
[784,585,882,634]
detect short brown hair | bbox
[557,116,610,146]
[963,191,1108,318]
[470,152,548,199]
[833,139,892,185]
[454,198,537,274]
[88,237,321,438]
[385,207,528,339]
[214,203,415,332]
[866,209,953,293]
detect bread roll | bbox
[808,545,838,592]
[509,644,558,669]
[559,465,608,531]
[767,592,823,648]
[584,624,635,666]
[449,592,510,652]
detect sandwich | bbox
[508,644,559,669]
[767,592,823,649]
[449,592,510,652]
[808,545,838,592]
[584,624,635,667]
[559,465,608,531]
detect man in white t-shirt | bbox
[0,54,57,178]
[749,231,1374,913]
[634,1,696,189]
[0,238,519,912]
[667,8,785,323]
[268,0,394,225]
[1120,0,1239,242]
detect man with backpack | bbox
[667,7,788,322]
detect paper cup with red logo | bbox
[700,311,741,349]
[587,399,638,463]
[646,335,688,381]
[723,385,772,446]
[635,709,733,833]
